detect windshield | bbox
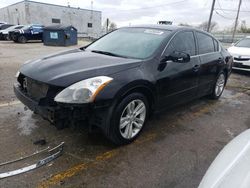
[86,28,171,59]
[235,38,250,48]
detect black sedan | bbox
[14,25,233,145]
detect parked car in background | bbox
[228,36,250,71]
[14,25,233,145]
[199,129,250,188]
[0,25,24,40]
[0,24,14,30]
[11,24,44,43]
[0,22,7,26]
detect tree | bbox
[178,23,192,27]
[198,21,218,32]
[109,22,117,32]
[102,18,117,33]
[240,20,250,33]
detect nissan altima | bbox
[14,25,233,145]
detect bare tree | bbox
[198,21,218,32]
[102,18,117,33]
[109,22,117,32]
[240,20,250,33]
[178,23,192,27]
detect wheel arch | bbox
[115,81,157,113]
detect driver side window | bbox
[166,31,196,56]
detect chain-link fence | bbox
[213,33,249,43]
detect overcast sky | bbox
[0,0,250,30]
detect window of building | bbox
[88,23,93,28]
[166,31,196,56]
[52,18,61,24]
[197,32,215,54]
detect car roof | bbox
[121,24,213,35]
[126,24,183,31]
[123,24,201,31]
[3,25,24,30]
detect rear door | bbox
[157,30,200,108]
[195,32,223,96]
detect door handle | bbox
[193,64,200,72]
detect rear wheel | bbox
[18,36,27,43]
[107,93,149,145]
[210,72,226,99]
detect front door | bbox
[156,30,200,109]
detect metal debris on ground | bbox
[0,142,64,179]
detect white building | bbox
[0,0,102,38]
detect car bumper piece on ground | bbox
[0,142,64,179]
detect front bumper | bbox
[233,58,250,71]
[14,83,112,130]
[14,83,90,124]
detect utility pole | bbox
[232,0,242,42]
[106,18,109,34]
[207,0,216,32]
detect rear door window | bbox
[213,39,219,51]
[196,32,215,54]
[166,31,196,56]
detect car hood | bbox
[228,46,250,57]
[20,49,143,87]
[199,129,250,188]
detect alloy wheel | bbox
[215,73,225,97]
[119,99,146,139]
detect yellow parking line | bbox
[37,133,157,188]
[37,150,118,188]
[0,101,21,108]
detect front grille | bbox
[19,76,48,101]
[234,57,250,61]
[26,78,48,100]
[233,62,250,69]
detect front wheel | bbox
[210,72,226,99]
[5,35,10,41]
[18,36,27,43]
[107,93,149,145]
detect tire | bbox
[18,36,27,43]
[209,71,226,99]
[5,35,10,41]
[107,93,149,145]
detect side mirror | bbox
[163,51,190,63]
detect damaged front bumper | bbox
[14,83,111,130]
[14,83,91,124]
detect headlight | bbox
[54,76,113,104]
[15,71,20,78]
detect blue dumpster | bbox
[43,25,77,46]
